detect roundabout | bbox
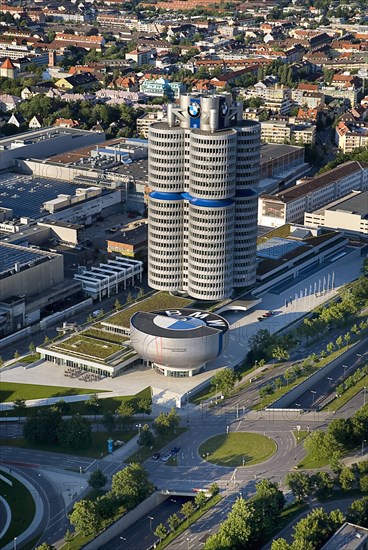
[198,432,277,467]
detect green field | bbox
[105,292,193,328]
[0,386,151,417]
[0,381,105,403]
[0,472,35,548]
[1,429,136,459]
[199,432,277,467]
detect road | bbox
[104,496,190,550]
[285,340,368,410]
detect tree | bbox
[209,482,220,496]
[13,398,26,416]
[304,431,341,461]
[255,479,285,517]
[114,298,122,311]
[344,332,351,345]
[111,463,154,509]
[95,493,120,520]
[29,342,36,356]
[136,398,151,416]
[339,467,355,491]
[64,529,74,549]
[272,346,290,362]
[217,497,255,548]
[52,400,70,414]
[293,508,344,548]
[335,335,343,349]
[88,468,107,490]
[347,497,368,527]
[275,377,283,389]
[328,418,352,446]
[326,342,335,354]
[210,368,237,396]
[36,544,57,550]
[69,499,101,536]
[115,402,135,429]
[330,451,343,474]
[57,415,92,449]
[285,472,311,500]
[271,540,292,550]
[360,475,368,492]
[283,370,293,387]
[138,424,155,447]
[153,408,180,436]
[24,409,62,444]
[85,393,100,415]
[154,523,167,542]
[126,292,133,304]
[168,513,181,532]
[310,471,333,499]
[195,491,207,509]
[102,411,116,432]
[180,500,195,523]
[14,350,20,359]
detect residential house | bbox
[55,72,98,91]
[29,115,43,129]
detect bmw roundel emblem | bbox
[221,102,228,116]
[188,101,201,118]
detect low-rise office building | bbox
[304,189,368,239]
[258,161,368,228]
[321,522,368,550]
[107,223,148,261]
[259,143,310,193]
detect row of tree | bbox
[70,462,154,536]
[137,408,181,449]
[298,276,368,343]
[204,479,285,549]
[247,329,297,365]
[153,485,220,544]
[285,459,368,502]
[303,404,368,462]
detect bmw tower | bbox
[148,93,261,301]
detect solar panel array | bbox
[0,173,77,218]
[257,237,304,260]
[0,243,44,274]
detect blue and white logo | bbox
[188,101,201,118]
[221,102,228,116]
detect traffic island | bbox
[199,432,277,467]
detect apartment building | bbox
[261,120,316,145]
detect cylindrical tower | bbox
[148,123,185,291]
[148,192,184,291]
[186,195,235,300]
[189,128,237,199]
[233,120,261,288]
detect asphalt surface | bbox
[104,496,190,550]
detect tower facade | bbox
[148,93,260,301]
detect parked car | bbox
[257,316,264,322]
[170,446,180,454]
[152,452,160,460]
[161,452,172,462]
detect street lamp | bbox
[363,387,367,406]
[187,537,190,550]
[215,384,218,404]
[362,440,366,457]
[242,456,245,466]
[13,537,17,550]
[148,516,154,532]
[136,423,142,435]
[226,425,230,434]
[327,377,333,387]
[342,365,349,376]
[311,390,316,406]
[186,391,191,424]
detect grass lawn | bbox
[323,373,368,411]
[156,494,222,550]
[199,433,276,467]
[0,472,35,548]
[82,328,129,344]
[104,292,193,328]
[0,386,151,417]
[0,381,106,403]
[293,430,309,444]
[1,429,136,459]
[125,427,187,463]
[297,455,330,469]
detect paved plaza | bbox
[1,247,363,407]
